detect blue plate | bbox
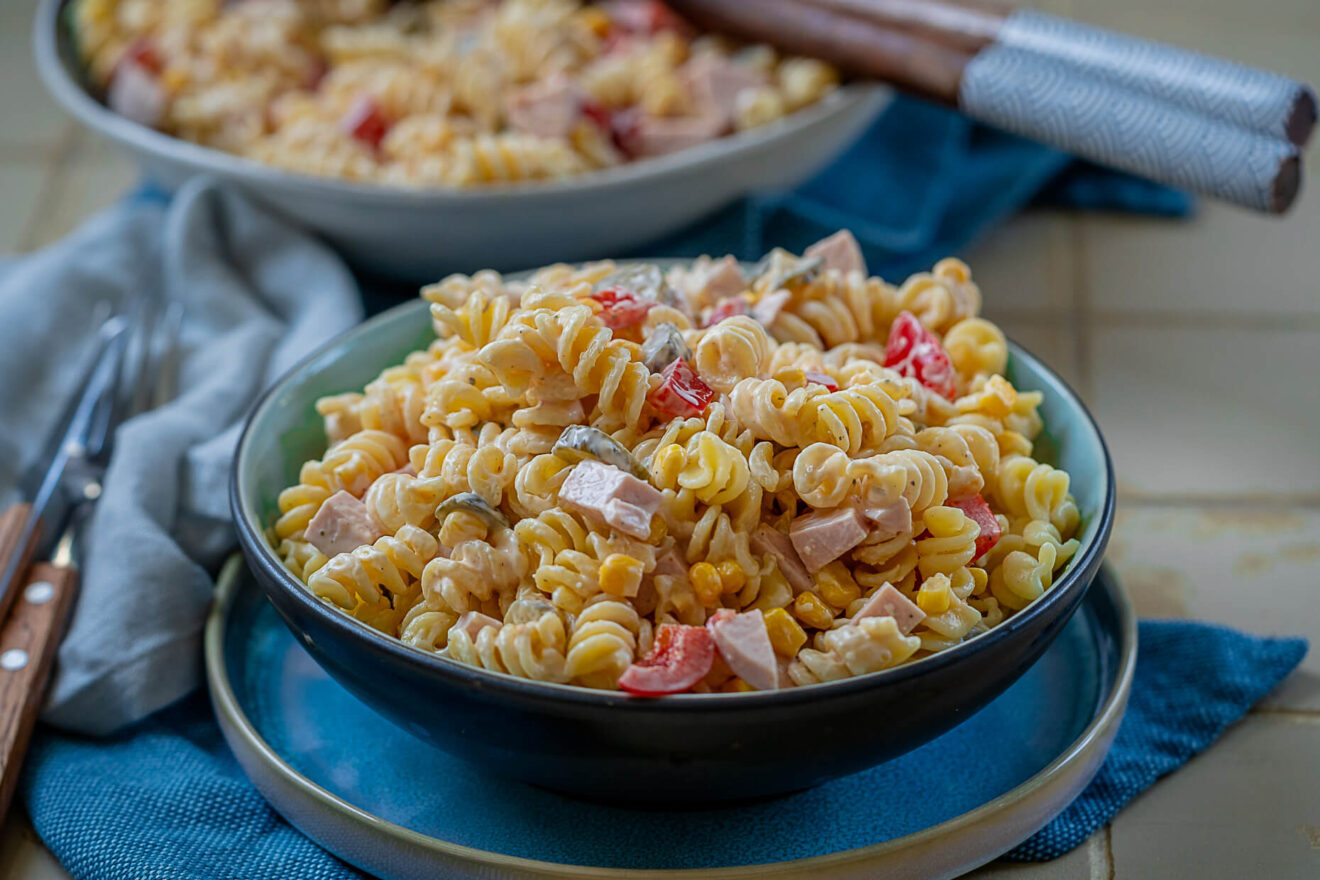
[208,558,1135,879]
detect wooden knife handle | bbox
[0,563,79,825]
[0,503,40,626]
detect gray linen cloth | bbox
[0,178,362,734]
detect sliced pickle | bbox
[553,425,647,478]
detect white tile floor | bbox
[1,0,1319,877]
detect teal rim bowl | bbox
[230,279,1115,802]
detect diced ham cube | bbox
[683,53,767,124]
[305,490,384,558]
[451,611,502,642]
[752,523,813,593]
[700,255,746,302]
[750,289,791,327]
[703,297,748,327]
[804,230,867,276]
[853,583,926,635]
[504,77,583,139]
[862,497,912,542]
[559,460,662,539]
[789,506,869,573]
[108,60,166,129]
[707,609,779,690]
[623,110,726,158]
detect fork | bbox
[0,292,183,824]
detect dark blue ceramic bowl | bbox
[231,291,1114,805]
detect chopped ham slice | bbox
[789,506,869,573]
[451,611,502,641]
[625,110,726,157]
[699,255,746,302]
[750,289,791,327]
[862,497,912,542]
[305,490,384,558]
[707,609,779,690]
[804,230,866,276]
[752,523,813,593]
[559,460,662,539]
[504,77,583,139]
[853,583,926,635]
[108,60,166,129]
[683,53,767,124]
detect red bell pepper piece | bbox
[618,623,715,695]
[949,494,1002,559]
[590,285,654,330]
[648,358,714,418]
[340,95,390,150]
[884,311,956,400]
[703,298,748,327]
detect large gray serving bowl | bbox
[230,283,1116,805]
[35,0,890,280]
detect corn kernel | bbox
[690,562,722,607]
[764,607,807,657]
[721,677,756,693]
[917,574,953,615]
[815,561,860,609]
[716,560,746,594]
[600,553,644,598]
[793,592,835,630]
[579,7,612,37]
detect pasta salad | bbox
[272,231,1082,694]
[72,0,841,187]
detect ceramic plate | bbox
[207,557,1135,879]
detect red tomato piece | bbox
[949,494,1002,559]
[591,285,654,330]
[703,298,748,327]
[649,358,715,418]
[803,370,839,391]
[618,623,715,695]
[123,38,163,75]
[340,96,390,150]
[883,311,956,400]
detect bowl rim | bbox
[206,553,1136,877]
[230,276,1116,711]
[34,0,889,206]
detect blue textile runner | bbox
[20,622,1305,877]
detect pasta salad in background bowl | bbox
[35,0,889,277]
[231,232,1115,803]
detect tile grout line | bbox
[1118,492,1320,509]
[17,124,80,253]
[1068,214,1095,402]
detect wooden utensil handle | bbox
[0,563,78,825]
[670,0,970,103]
[0,504,41,626]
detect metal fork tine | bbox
[150,301,185,412]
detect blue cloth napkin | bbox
[634,97,1194,278]
[19,622,1304,877]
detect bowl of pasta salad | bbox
[36,0,889,278]
[231,232,1115,803]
